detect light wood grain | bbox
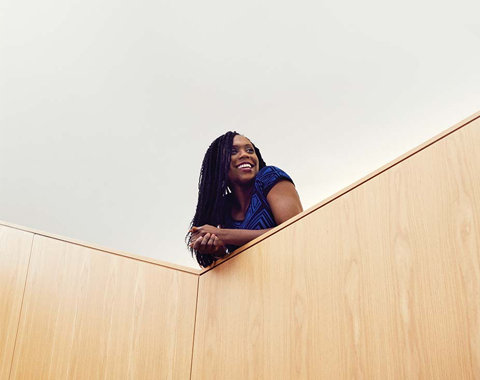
[10,235,198,380]
[192,117,480,379]
[0,226,33,380]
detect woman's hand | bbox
[190,225,224,244]
[189,226,226,256]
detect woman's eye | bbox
[231,149,238,154]
[247,148,254,153]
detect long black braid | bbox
[187,131,266,267]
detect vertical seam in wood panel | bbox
[7,233,35,380]
[189,275,200,380]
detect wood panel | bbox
[10,235,198,380]
[0,226,33,380]
[192,118,480,379]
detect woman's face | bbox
[228,135,259,186]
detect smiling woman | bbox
[187,132,303,268]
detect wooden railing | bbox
[1,110,479,379]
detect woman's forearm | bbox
[220,228,272,247]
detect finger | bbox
[205,234,216,252]
[208,235,220,254]
[193,236,203,250]
[199,233,210,250]
[202,240,214,254]
[189,234,199,247]
[191,230,205,242]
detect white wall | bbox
[1,0,479,268]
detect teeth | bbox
[238,164,252,169]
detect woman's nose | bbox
[239,150,250,159]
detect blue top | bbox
[224,165,294,252]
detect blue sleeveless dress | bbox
[224,165,294,252]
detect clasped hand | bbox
[189,225,226,256]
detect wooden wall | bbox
[191,116,480,379]
[1,112,479,379]
[0,227,199,380]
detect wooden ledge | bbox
[0,220,201,276]
[199,109,480,275]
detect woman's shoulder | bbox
[255,166,294,196]
[256,165,292,180]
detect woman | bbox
[187,131,303,267]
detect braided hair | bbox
[187,131,266,267]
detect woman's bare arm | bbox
[267,180,303,224]
[220,228,273,246]
[191,226,272,248]
[191,180,303,251]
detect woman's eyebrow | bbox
[232,144,253,148]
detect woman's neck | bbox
[230,183,254,214]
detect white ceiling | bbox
[1,0,479,268]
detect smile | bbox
[237,163,253,169]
